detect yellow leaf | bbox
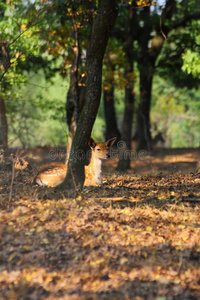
[25,274,32,282]
[25,231,33,236]
[23,245,30,250]
[146,226,152,232]
[15,52,21,59]
[8,253,16,262]
[120,257,129,264]
[174,279,181,284]
[142,251,148,258]
[37,226,44,232]
[41,238,49,244]
[20,54,26,62]
[20,24,26,30]
[178,224,186,229]
[158,195,166,200]
[91,279,100,288]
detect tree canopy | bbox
[1,0,200,156]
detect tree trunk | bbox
[117,4,135,171]
[0,36,8,152]
[0,94,8,151]
[117,87,135,171]
[136,72,152,151]
[103,84,120,142]
[58,0,117,197]
[65,66,85,163]
[136,1,176,151]
[136,6,152,151]
[65,25,81,162]
[65,0,93,162]
[0,2,8,151]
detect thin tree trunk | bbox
[66,65,79,163]
[117,4,135,171]
[136,1,176,151]
[136,6,152,151]
[136,73,152,151]
[103,84,120,142]
[65,0,93,162]
[58,0,117,197]
[0,2,9,151]
[117,87,135,170]
[65,23,81,161]
[0,94,8,151]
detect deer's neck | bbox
[85,153,102,186]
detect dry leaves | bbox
[0,148,200,299]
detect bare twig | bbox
[0,68,10,82]
[8,157,16,204]
[178,252,183,274]
[93,197,140,202]
[160,7,167,40]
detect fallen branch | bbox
[94,197,140,202]
[181,197,200,203]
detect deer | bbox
[34,137,116,187]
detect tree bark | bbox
[117,4,135,171]
[136,6,152,151]
[0,94,8,151]
[103,84,121,142]
[58,0,117,197]
[136,0,176,151]
[65,66,85,163]
[0,0,9,151]
[136,71,152,151]
[65,0,93,162]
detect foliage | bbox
[0,1,46,82]
[182,49,200,78]
[6,71,68,147]
[1,0,200,148]
[0,0,71,147]
[158,18,200,86]
[181,16,200,79]
[152,76,200,148]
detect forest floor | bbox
[0,147,200,299]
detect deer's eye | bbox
[97,148,101,151]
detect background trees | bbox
[1,0,200,165]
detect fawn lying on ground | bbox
[35,137,116,187]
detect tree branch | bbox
[0,18,44,82]
[8,18,44,48]
[173,13,200,30]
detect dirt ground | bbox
[0,147,200,299]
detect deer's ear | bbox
[88,137,96,149]
[106,137,117,147]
